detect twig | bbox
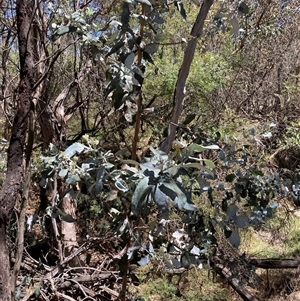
[69,279,88,297]
[99,286,119,298]
[60,280,96,297]
[49,276,77,301]
[250,258,300,269]
[55,291,77,301]
[81,297,97,301]
[45,241,91,279]
[21,287,36,301]
[131,3,146,162]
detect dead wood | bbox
[249,258,300,269]
[213,259,260,301]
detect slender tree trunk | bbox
[0,1,36,299]
[160,0,214,153]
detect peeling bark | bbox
[61,192,84,267]
[38,59,93,149]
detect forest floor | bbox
[127,208,300,301]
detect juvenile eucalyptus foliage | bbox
[48,0,256,124]
[49,0,172,120]
[36,133,290,272]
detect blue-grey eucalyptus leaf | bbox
[115,178,128,192]
[127,246,140,260]
[153,186,169,217]
[131,177,153,216]
[55,206,76,222]
[226,204,238,221]
[160,179,196,211]
[171,257,182,268]
[234,216,249,228]
[66,174,81,185]
[138,255,150,266]
[197,176,210,191]
[94,165,106,194]
[124,52,135,68]
[229,230,240,248]
[58,168,68,178]
[144,43,159,54]
[64,142,87,158]
[136,0,152,7]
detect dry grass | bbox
[256,269,300,301]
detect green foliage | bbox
[188,52,231,101]
[77,195,112,235]
[139,277,178,300]
[144,56,178,101]
[143,50,232,121]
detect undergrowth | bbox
[129,266,233,301]
[128,209,300,301]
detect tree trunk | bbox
[0,1,36,299]
[160,0,214,153]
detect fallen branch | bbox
[212,258,260,301]
[60,280,96,297]
[59,271,118,284]
[249,258,300,269]
[99,286,119,298]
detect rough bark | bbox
[160,0,214,153]
[0,1,36,299]
[11,170,31,295]
[0,0,35,222]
